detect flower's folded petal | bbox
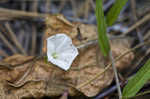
[57,51,78,65]
[47,34,65,50]
[48,58,70,70]
[57,45,76,54]
[47,37,55,54]
[55,34,72,52]
[59,48,78,59]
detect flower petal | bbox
[47,38,55,54]
[47,33,79,71]
[48,58,70,70]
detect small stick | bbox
[90,0,96,9]
[0,7,46,19]
[77,39,97,49]
[21,0,26,10]
[103,0,115,11]
[109,51,122,99]
[0,32,17,54]
[45,0,50,13]
[58,0,66,12]
[4,22,27,55]
[130,0,146,50]
[118,13,150,37]
[70,0,77,18]
[76,35,125,49]
[84,0,90,19]
[30,0,38,55]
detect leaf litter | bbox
[0,14,134,98]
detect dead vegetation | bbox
[0,0,149,99]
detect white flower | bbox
[47,34,79,70]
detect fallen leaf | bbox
[0,14,134,98]
[42,14,134,96]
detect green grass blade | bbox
[95,0,110,56]
[106,0,128,26]
[123,59,150,98]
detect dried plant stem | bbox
[77,39,97,49]
[130,0,145,51]
[45,0,50,13]
[119,13,150,37]
[90,0,96,9]
[0,32,17,54]
[31,27,37,55]
[70,0,77,18]
[76,35,124,49]
[0,7,46,19]
[5,22,27,55]
[30,0,38,55]
[109,51,122,99]
[76,40,150,89]
[21,0,26,10]
[58,0,66,12]
[135,90,150,97]
[84,0,90,19]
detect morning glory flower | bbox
[47,34,79,70]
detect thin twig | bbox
[58,0,66,12]
[77,39,97,49]
[118,13,150,38]
[84,0,90,19]
[109,51,122,99]
[0,32,17,54]
[45,0,50,13]
[76,35,126,49]
[94,82,122,99]
[103,0,115,11]
[130,0,146,50]
[30,0,38,55]
[90,0,96,10]
[4,22,27,55]
[135,90,150,97]
[21,0,26,10]
[0,7,46,19]
[0,17,12,21]
[70,0,77,18]
[21,0,28,54]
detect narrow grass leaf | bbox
[106,0,128,26]
[95,0,110,56]
[123,59,150,98]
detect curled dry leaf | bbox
[0,55,79,99]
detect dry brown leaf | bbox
[0,54,112,98]
[0,14,134,98]
[0,55,79,99]
[42,14,134,96]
